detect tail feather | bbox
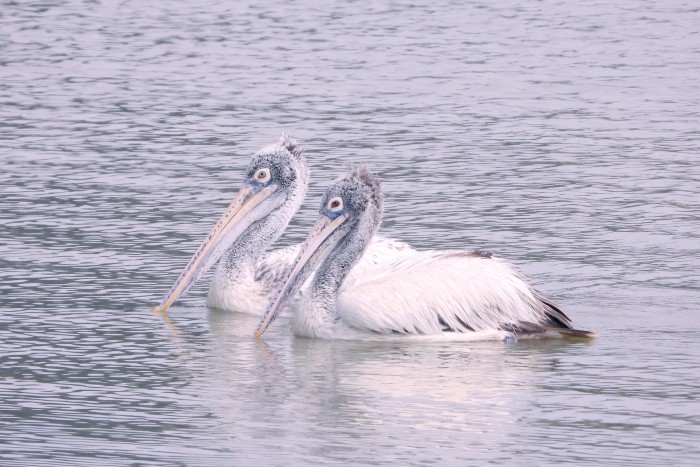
[554,328,597,339]
[514,327,597,339]
[538,295,574,329]
[514,293,596,339]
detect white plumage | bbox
[336,251,544,334]
[256,165,594,341]
[208,235,416,315]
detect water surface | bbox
[1,0,699,465]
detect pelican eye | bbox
[328,197,343,212]
[254,168,271,183]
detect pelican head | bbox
[255,165,382,337]
[154,134,309,312]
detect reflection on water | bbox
[1,0,699,464]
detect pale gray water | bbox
[1,0,699,465]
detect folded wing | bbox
[337,250,567,335]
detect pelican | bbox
[153,135,415,314]
[255,165,595,341]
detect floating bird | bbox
[153,135,415,314]
[255,165,595,341]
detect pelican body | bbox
[255,166,594,341]
[154,135,415,314]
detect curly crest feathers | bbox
[278,133,304,158]
[337,164,383,214]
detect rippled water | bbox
[2,0,699,464]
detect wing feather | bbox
[337,251,560,335]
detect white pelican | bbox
[255,165,595,341]
[153,135,415,314]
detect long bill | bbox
[153,183,279,313]
[255,214,351,338]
